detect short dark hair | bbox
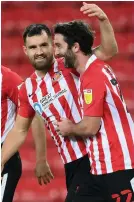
[54,20,94,55]
[23,24,52,44]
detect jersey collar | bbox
[85,54,97,71]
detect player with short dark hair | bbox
[23,23,52,43]
[54,4,134,202]
[54,20,94,55]
[1,3,118,202]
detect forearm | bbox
[31,115,47,162]
[1,128,26,165]
[100,18,118,58]
[62,117,101,137]
[71,121,93,137]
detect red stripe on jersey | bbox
[24,60,90,164]
[104,80,126,170]
[49,122,67,164]
[40,79,67,163]
[103,66,121,100]
[51,78,77,161]
[65,74,82,117]
[64,74,88,157]
[30,78,38,103]
[104,102,125,170]
[109,87,134,165]
[97,132,107,174]
[90,138,97,174]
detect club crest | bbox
[83,89,92,104]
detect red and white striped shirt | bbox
[1,66,23,143]
[80,55,134,175]
[18,59,90,164]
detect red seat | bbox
[14,177,66,202]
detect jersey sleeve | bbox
[18,83,35,118]
[6,71,23,106]
[82,73,106,117]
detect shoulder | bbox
[2,65,23,86]
[81,58,107,87]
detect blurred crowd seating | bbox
[1,1,134,202]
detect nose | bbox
[54,48,59,57]
[36,47,43,55]
[54,48,61,58]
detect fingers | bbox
[38,171,54,185]
[38,176,42,186]
[36,169,54,186]
[42,174,50,184]
[80,3,96,11]
[83,9,95,15]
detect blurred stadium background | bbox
[1,1,134,202]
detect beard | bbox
[30,54,54,72]
[64,49,76,69]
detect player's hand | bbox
[80,2,108,21]
[35,160,54,186]
[54,118,74,137]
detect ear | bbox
[72,42,80,53]
[23,45,27,56]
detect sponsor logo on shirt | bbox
[52,71,62,82]
[83,89,92,104]
[40,89,67,109]
[33,102,43,115]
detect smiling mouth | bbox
[35,57,46,61]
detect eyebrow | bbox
[28,45,36,49]
[54,42,61,46]
[28,42,48,49]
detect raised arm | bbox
[31,114,54,185]
[80,2,118,60]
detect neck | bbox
[36,57,55,78]
[36,70,47,78]
[75,54,91,75]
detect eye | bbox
[29,45,36,49]
[41,43,48,47]
[55,43,61,48]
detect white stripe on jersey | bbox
[58,73,81,123]
[70,73,79,89]
[100,119,113,173]
[37,73,71,162]
[127,114,134,143]
[44,74,72,162]
[47,123,65,163]
[25,60,90,164]
[92,136,102,174]
[1,173,8,202]
[105,84,132,169]
[1,99,16,143]
[54,72,89,160]
[45,74,67,118]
